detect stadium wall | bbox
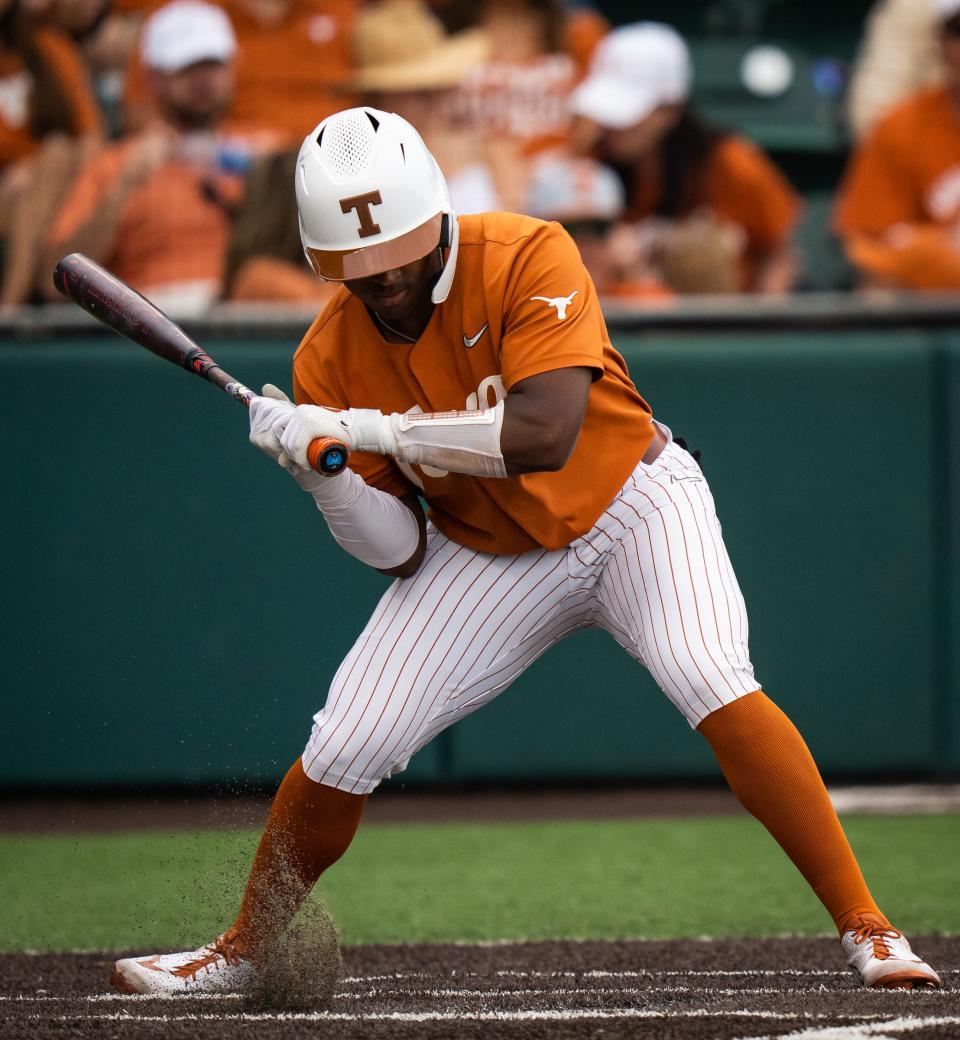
[3,320,957,787]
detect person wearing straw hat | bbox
[346,0,514,215]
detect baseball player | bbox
[112,108,940,995]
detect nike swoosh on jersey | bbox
[463,324,488,348]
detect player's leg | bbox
[698,693,939,987]
[224,527,587,963]
[594,440,940,988]
[230,760,366,953]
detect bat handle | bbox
[308,436,349,475]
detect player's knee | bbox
[301,717,405,795]
[696,688,765,730]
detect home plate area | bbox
[3,937,958,1040]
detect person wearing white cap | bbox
[568,22,801,295]
[44,0,268,314]
[835,0,960,290]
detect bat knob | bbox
[308,436,349,475]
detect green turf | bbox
[1,814,957,952]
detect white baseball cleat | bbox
[111,929,258,995]
[841,915,941,989]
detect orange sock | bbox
[698,691,886,935]
[231,759,366,953]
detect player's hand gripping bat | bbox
[52,252,348,475]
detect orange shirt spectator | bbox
[623,135,800,292]
[45,0,267,312]
[570,22,800,294]
[834,83,960,289]
[48,139,242,309]
[123,0,358,142]
[452,1,607,158]
[0,10,101,169]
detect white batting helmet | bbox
[296,107,458,303]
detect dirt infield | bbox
[3,937,957,1040]
[0,785,744,832]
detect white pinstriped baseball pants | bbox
[302,435,759,794]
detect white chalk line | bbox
[10,985,949,1005]
[19,1009,923,1024]
[733,1015,960,1040]
[341,969,959,981]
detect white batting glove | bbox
[248,385,338,494]
[279,404,393,470]
[248,384,297,463]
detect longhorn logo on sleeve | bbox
[530,290,578,319]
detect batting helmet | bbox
[296,107,458,303]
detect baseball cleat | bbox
[841,914,941,989]
[111,929,258,995]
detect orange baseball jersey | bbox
[293,212,654,555]
[834,86,960,289]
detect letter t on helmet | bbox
[296,107,459,304]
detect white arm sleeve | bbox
[294,466,421,571]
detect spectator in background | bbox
[0,0,101,168]
[834,0,960,291]
[846,0,942,142]
[525,154,672,301]
[347,0,499,215]
[569,23,801,295]
[450,0,607,212]
[123,0,358,143]
[52,0,150,135]
[44,0,270,314]
[0,0,103,307]
[222,148,336,303]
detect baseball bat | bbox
[51,252,348,475]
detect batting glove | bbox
[248,384,297,462]
[250,385,350,496]
[279,404,392,471]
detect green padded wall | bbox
[2,340,439,787]
[939,336,960,772]
[0,329,950,787]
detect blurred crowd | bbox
[4,0,960,314]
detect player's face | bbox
[344,249,442,322]
[152,60,235,130]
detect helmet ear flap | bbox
[431,209,458,304]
